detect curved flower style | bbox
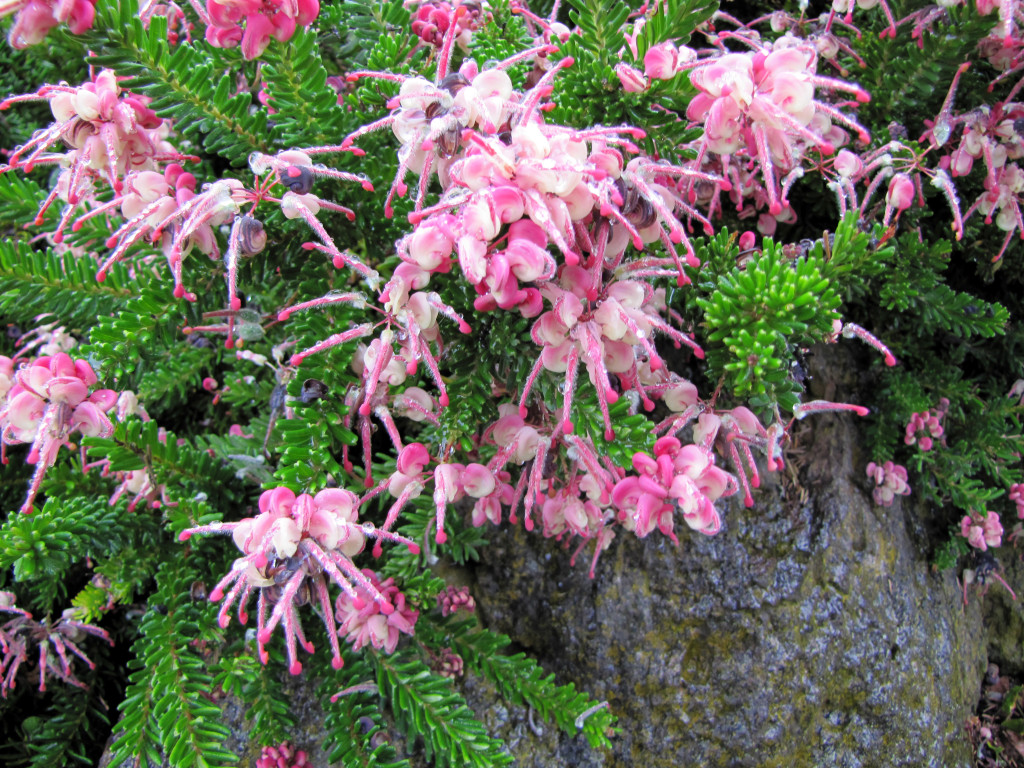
[334,569,418,654]
[0,353,117,514]
[179,487,420,673]
[686,43,870,219]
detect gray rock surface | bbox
[470,406,989,767]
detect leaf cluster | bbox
[697,237,840,411]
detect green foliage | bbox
[272,347,358,492]
[0,174,55,232]
[214,646,295,747]
[0,240,154,330]
[326,0,414,69]
[83,419,240,511]
[571,382,655,467]
[2,0,1023,764]
[369,646,514,767]
[697,238,840,411]
[314,653,411,768]
[871,231,1008,342]
[378,477,490,582]
[631,0,717,56]
[20,685,110,767]
[107,559,235,768]
[82,271,217,410]
[933,529,970,571]
[812,213,894,299]
[855,4,991,130]
[0,497,129,607]
[422,617,618,749]
[549,0,710,155]
[261,30,351,148]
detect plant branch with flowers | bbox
[0,0,1023,763]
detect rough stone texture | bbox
[470,402,989,767]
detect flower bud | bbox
[885,173,915,211]
[644,42,679,80]
[614,63,648,93]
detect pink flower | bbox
[437,585,475,617]
[960,511,1003,550]
[256,742,308,768]
[614,63,648,93]
[865,461,910,506]
[886,173,916,211]
[1010,484,1024,519]
[644,42,679,80]
[0,353,117,513]
[335,570,418,654]
[0,606,112,697]
[180,487,419,673]
[3,0,97,49]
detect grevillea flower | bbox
[0,599,112,698]
[0,353,117,514]
[865,461,910,507]
[204,0,319,59]
[961,510,1004,550]
[1,0,97,49]
[643,42,679,80]
[685,42,870,219]
[334,569,418,654]
[179,487,420,673]
[612,434,736,540]
[1011,483,1024,519]
[410,0,490,50]
[256,741,309,768]
[0,69,192,241]
[437,585,475,616]
[904,402,948,451]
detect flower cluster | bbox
[0,0,96,49]
[431,647,464,679]
[1,595,112,698]
[961,510,1004,550]
[256,742,309,768]
[277,35,874,581]
[0,353,118,514]
[613,433,736,542]
[0,69,187,238]
[180,487,419,673]
[409,0,490,50]
[1010,483,1024,519]
[436,585,475,616]
[684,41,870,225]
[865,461,911,507]
[204,0,320,59]
[903,401,948,451]
[335,569,418,654]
